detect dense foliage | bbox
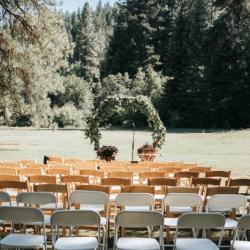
[1,0,250,129]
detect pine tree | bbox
[105,0,161,76]
[204,0,250,128]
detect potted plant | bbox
[97,145,118,161]
[137,143,157,162]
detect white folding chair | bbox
[51,210,101,250]
[207,194,246,234]
[0,206,46,249]
[115,193,155,213]
[174,212,225,250]
[163,193,202,227]
[69,190,109,249]
[114,211,164,250]
[16,192,57,225]
[231,215,250,250]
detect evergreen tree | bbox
[204,0,250,128]
[162,0,210,127]
[105,0,161,76]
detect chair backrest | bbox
[206,186,239,196]
[139,171,165,183]
[16,192,57,206]
[51,209,100,226]
[0,206,44,224]
[0,181,28,191]
[115,193,154,209]
[1,162,20,168]
[227,179,250,193]
[236,214,250,231]
[177,212,225,229]
[205,170,231,185]
[190,166,211,172]
[115,210,164,228]
[175,171,199,186]
[108,171,133,179]
[18,159,36,166]
[175,171,199,179]
[207,194,246,211]
[61,175,89,184]
[18,168,42,177]
[64,158,82,164]
[148,177,177,186]
[46,168,70,176]
[0,174,20,181]
[47,155,64,162]
[101,177,131,186]
[121,185,155,194]
[166,186,199,194]
[69,190,109,206]
[28,175,57,184]
[80,169,104,177]
[0,167,17,175]
[163,193,202,210]
[0,191,11,204]
[191,177,221,187]
[76,184,110,194]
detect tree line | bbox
[1,0,250,129]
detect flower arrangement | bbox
[137,143,157,161]
[97,145,118,161]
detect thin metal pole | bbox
[131,123,135,162]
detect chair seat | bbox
[0,233,45,248]
[117,237,160,250]
[79,204,104,212]
[231,240,250,250]
[164,217,178,228]
[224,219,237,229]
[125,206,151,211]
[176,238,218,250]
[170,207,193,213]
[40,203,63,210]
[54,237,98,250]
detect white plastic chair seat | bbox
[164,217,178,228]
[176,238,219,250]
[0,233,45,248]
[79,204,104,212]
[117,237,160,250]
[170,207,193,213]
[54,236,98,250]
[154,194,164,200]
[231,240,250,250]
[40,203,63,210]
[125,206,150,211]
[224,218,237,230]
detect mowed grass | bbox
[0,128,250,178]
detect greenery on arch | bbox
[85,95,167,151]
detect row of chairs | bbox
[0,190,250,249]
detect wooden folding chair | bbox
[189,166,212,176]
[61,175,89,193]
[175,171,199,186]
[18,168,42,181]
[191,177,221,196]
[80,169,104,184]
[47,155,64,163]
[166,186,200,194]
[205,170,231,185]
[28,175,57,191]
[101,178,131,194]
[159,167,182,178]
[1,162,20,168]
[46,168,71,176]
[139,171,165,185]
[148,177,177,195]
[227,179,250,194]
[0,175,20,181]
[18,160,36,167]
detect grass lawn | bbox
[0,128,249,178]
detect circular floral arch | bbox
[85,95,166,151]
